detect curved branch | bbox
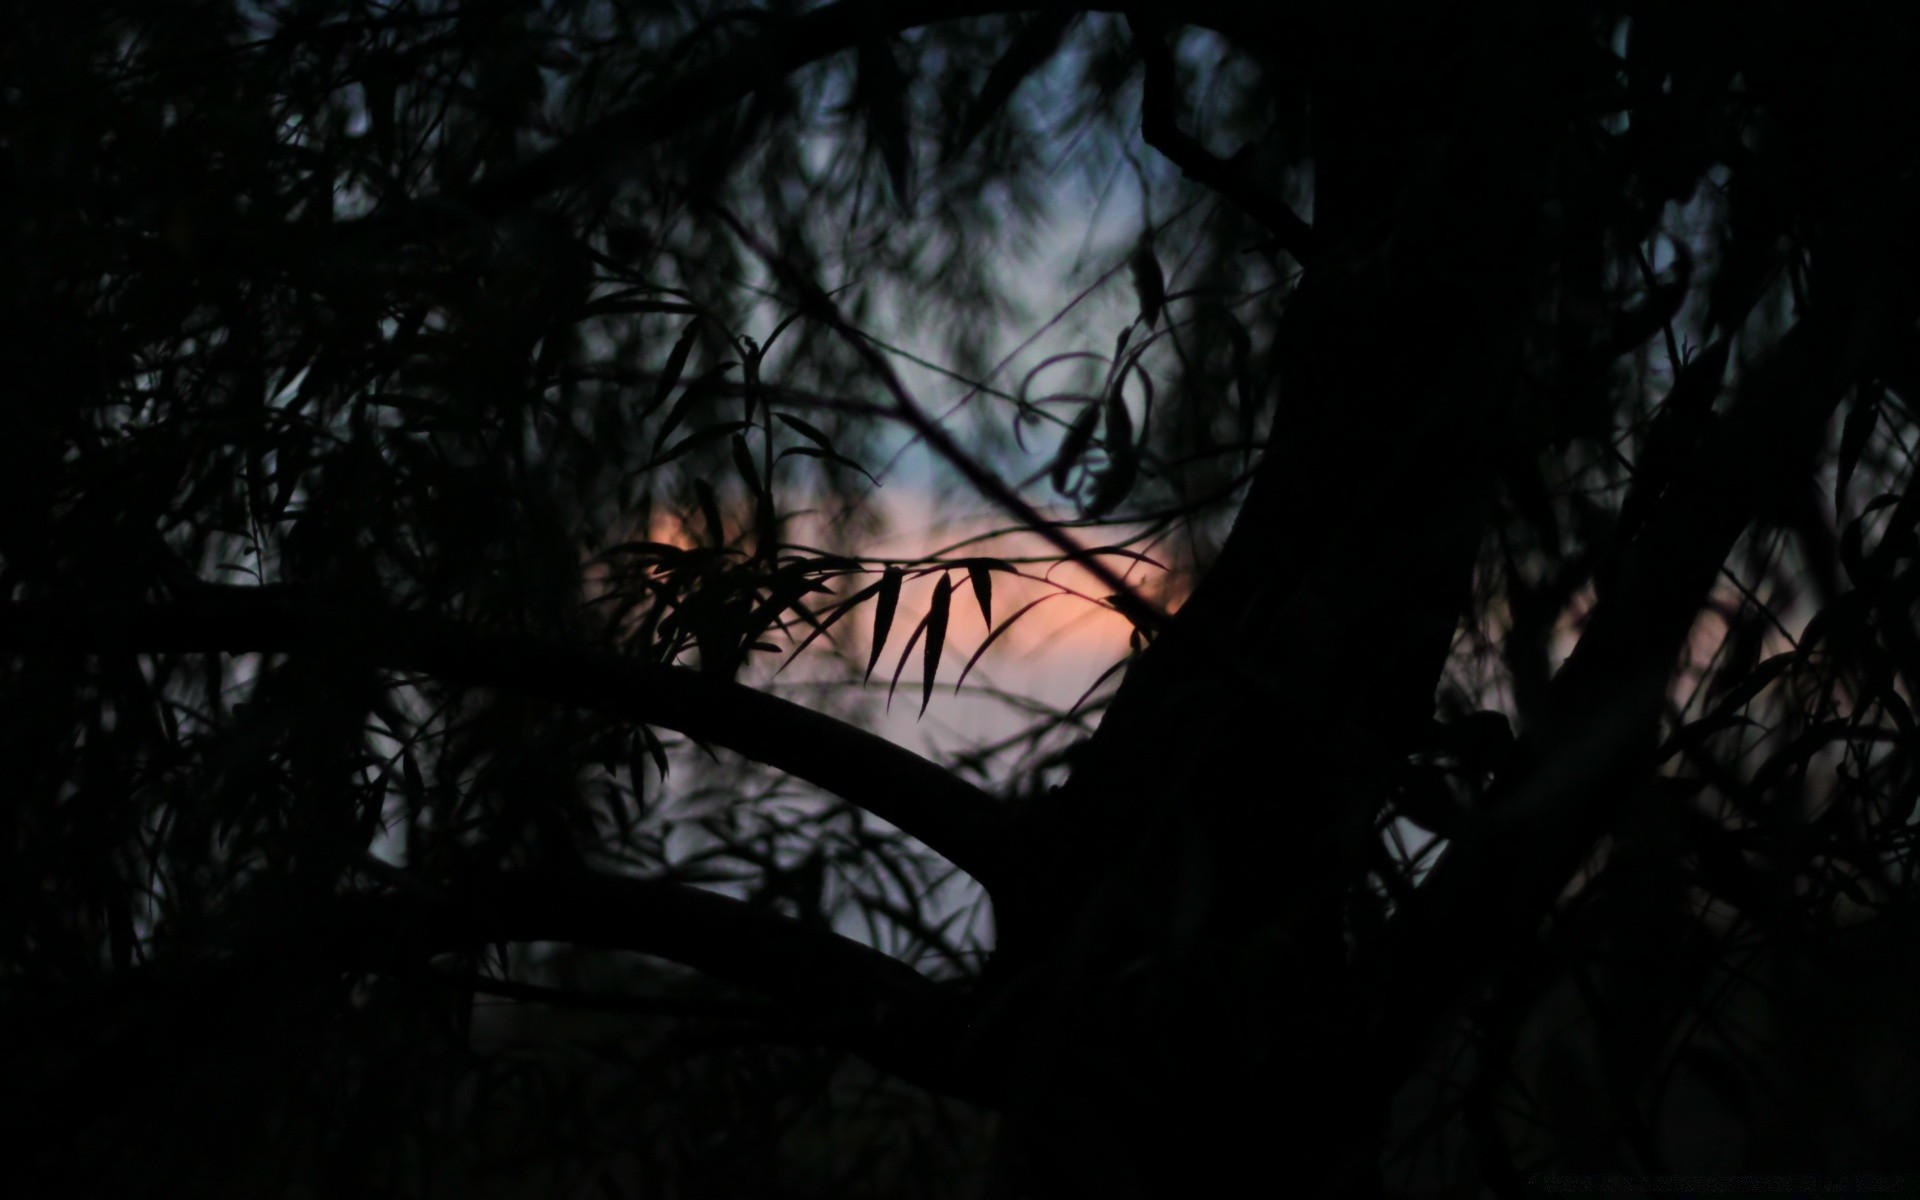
[16,868,989,1104]
[0,584,1015,890]
[324,867,985,1099]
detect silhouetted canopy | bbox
[4,2,1918,1196]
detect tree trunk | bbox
[978,15,1552,1192]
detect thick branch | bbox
[324,867,983,1099]
[11,868,987,1105]
[0,585,1014,890]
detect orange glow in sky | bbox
[583,482,1184,753]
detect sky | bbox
[703,114,1184,765]
[628,120,1189,957]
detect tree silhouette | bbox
[5,1,1919,1195]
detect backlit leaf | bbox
[921,574,951,717]
[889,613,929,711]
[1051,401,1100,494]
[955,593,1068,692]
[1129,232,1165,329]
[694,479,726,548]
[966,562,993,627]
[778,445,881,487]
[651,366,724,457]
[1084,451,1138,518]
[774,410,835,451]
[645,320,700,419]
[731,433,761,495]
[649,420,751,469]
[777,576,882,675]
[865,567,903,682]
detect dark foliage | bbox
[4,1,1919,1196]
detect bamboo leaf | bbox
[1129,231,1165,329]
[694,479,726,548]
[963,557,1017,574]
[650,367,723,457]
[731,433,762,495]
[955,593,1068,693]
[865,567,903,682]
[921,574,952,717]
[966,562,993,627]
[1084,451,1139,518]
[645,320,700,419]
[778,445,881,487]
[777,577,882,675]
[1085,385,1138,517]
[1051,400,1100,494]
[888,613,930,711]
[1104,377,1134,450]
[649,420,751,469]
[774,410,835,451]
[754,488,777,560]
